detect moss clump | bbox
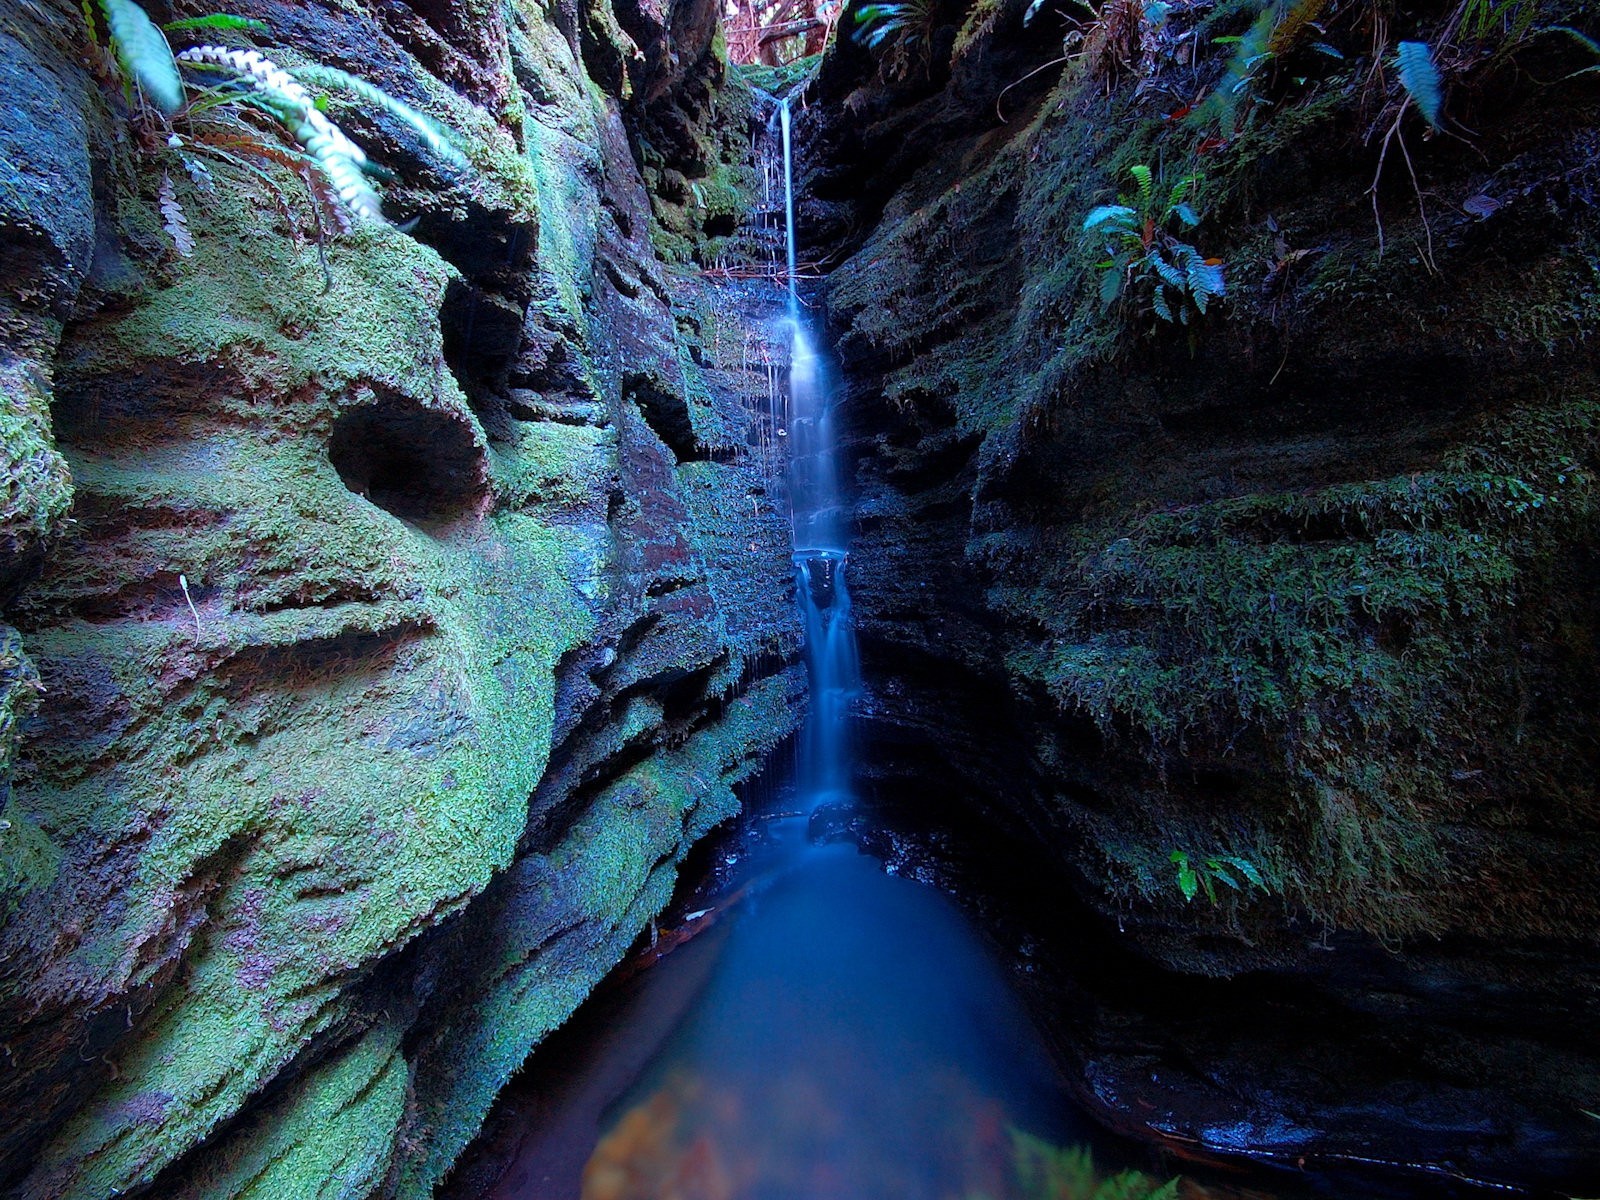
[163,1022,409,1200]
[637,57,764,268]
[0,351,73,556]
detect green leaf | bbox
[291,64,468,168]
[100,0,184,115]
[1151,288,1174,322]
[1171,202,1199,227]
[1176,863,1198,900]
[1207,861,1241,890]
[1151,252,1185,291]
[1396,40,1443,129]
[162,13,268,33]
[1099,265,1125,307]
[1222,855,1266,888]
[1129,164,1153,205]
[1083,204,1137,232]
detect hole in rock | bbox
[328,397,486,524]
[624,370,702,463]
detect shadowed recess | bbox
[328,397,487,523]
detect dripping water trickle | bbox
[779,96,861,811]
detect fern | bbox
[1267,0,1329,56]
[853,0,937,78]
[99,0,184,115]
[162,13,269,34]
[176,45,383,220]
[1170,849,1269,902]
[1083,164,1224,325]
[1396,40,1443,128]
[291,64,468,169]
[1128,163,1153,205]
[1009,1130,1182,1200]
[157,171,194,255]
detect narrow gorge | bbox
[0,0,1596,1195]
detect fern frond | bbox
[291,64,468,169]
[1150,250,1185,290]
[163,13,268,34]
[1129,163,1153,205]
[301,166,354,236]
[176,148,215,192]
[176,45,383,221]
[158,171,194,255]
[186,140,299,231]
[1396,40,1443,128]
[1187,258,1225,313]
[100,0,184,115]
[1083,203,1138,233]
[1267,0,1329,57]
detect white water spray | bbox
[778,96,860,807]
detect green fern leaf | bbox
[1221,855,1266,888]
[291,64,468,168]
[1129,164,1153,206]
[1151,251,1185,291]
[100,0,184,115]
[1099,263,1126,307]
[163,13,269,33]
[1396,40,1443,128]
[1171,202,1199,227]
[1207,861,1241,889]
[1176,862,1198,899]
[1151,288,1174,322]
[1083,204,1137,233]
[1186,257,1225,313]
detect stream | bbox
[452,96,1208,1200]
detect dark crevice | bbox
[328,397,487,524]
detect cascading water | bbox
[778,96,861,808]
[474,88,1142,1200]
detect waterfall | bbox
[779,96,860,807]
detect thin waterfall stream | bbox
[458,94,1296,1200]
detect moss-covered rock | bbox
[0,0,802,1195]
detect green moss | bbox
[0,337,73,553]
[15,165,602,1198]
[165,1022,409,1200]
[988,395,1600,933]
[393,670,802,1199]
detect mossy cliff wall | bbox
[802,0,1600,1185]
[0,0,798,1196]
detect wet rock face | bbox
[803,0,1600,1187]
[0,0,798,1196]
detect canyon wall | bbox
[803,0,1600,1185]
[0,0,800,1195]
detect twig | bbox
[1367,100,1436,272]
[179,573,203,642]
[996,54,1073,122]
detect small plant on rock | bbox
[1169,849,1270,903]
[1082,163,1225,324]
[81,0,468,253]
[853,0,939,79]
